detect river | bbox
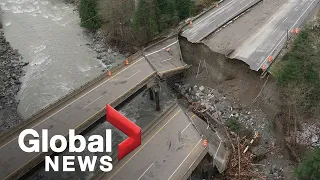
[0,0,125,119]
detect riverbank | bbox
[0,0,127,120]
[0,19,26,135]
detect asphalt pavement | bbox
[0,56,157,180]
[181,0,261,43]
[101,105,206,180]
[230,0,320,71]
[144,36,188,77]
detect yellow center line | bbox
[107,109,182,180]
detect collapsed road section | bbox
[144,36,188,78]
[99,104,228,180]
[229,0,320,71]
[180,0,262,43]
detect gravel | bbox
[0,27,26,135]
[174,82,294,179]
[87,29,126,69]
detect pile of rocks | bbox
[89,30,120,67]
[268,166,285,180]
[0,29,26,134]
[175,83,267,133]
[296,123,320,147]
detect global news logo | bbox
[17,104,141,172]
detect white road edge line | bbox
[161,58,172,62]
[145,41,178,56]
[0,58,144,149]
[182,0,237,33]
[214,141,222,160]
[127,70,141,80]
[137,163,154,180]
[168,138,202,180]
[197,0,257,42]
[271,28,278,35]
[257,0,318,70]
[234,3,287,57]
[83,95,103,109]
[181,123,191,134]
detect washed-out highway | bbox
[0,0,318,179]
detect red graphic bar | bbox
[106,104,141,160]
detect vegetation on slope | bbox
[274,12,320,179]
[78,0,218,50]
[295,148,320,180]
[275,18,320,120]
[132,0,195,43]
[79,0,101,30]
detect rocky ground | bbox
[64,0,128,69]
[87,29,127,69]
[0,24,26,135]
[172,74,295,179]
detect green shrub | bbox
[132,0,159,41]
[227,117,242,133]
[275,27,320,115]
[295,148,320,180]
[132,0,196,42]
[175,0,194,19]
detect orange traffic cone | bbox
[107,70,111,76]
[216,3,219,8]
[262,64,268,71]
[268,56,273,62]
[189,21,193,27]
[295,28,300,34]
[125,59,129,65]
[290,29,294,33]
[203,139,207,147]
[167,48,171,52]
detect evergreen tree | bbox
[79,0,101,30]
[156,0,178,31]
[133,0,159,41]
[175,0,194,20]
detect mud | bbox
[179,37,295,179]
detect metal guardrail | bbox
[0,50,143,143]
